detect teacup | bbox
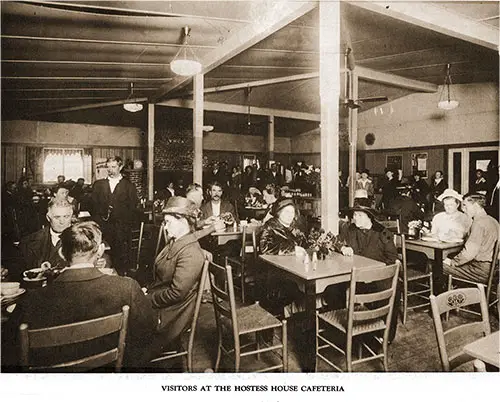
[1,282,20,296]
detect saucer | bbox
[1,288,26,299]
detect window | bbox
[43,148,92,183]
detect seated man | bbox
[186,183,225,240]
[443,193,499,284]
[200,181,238,224]
[19,198,74,270]
[17,221,156,371]
[19,198,109,272]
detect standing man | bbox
[91,156,139,275]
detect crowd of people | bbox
[1,155,499,372]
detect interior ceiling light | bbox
[438,63,459,111]
[170,26,202,76]
[123,83,143,113]
[203,125,214,132]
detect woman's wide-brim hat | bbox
[348,198,379,221]
[437,188,463,203]
[271,197,296,217]
[162,196,198,218]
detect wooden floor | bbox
[157,301,499,373]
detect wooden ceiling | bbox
[1,1,498,136]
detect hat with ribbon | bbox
[437,188,463,203]
[162,196,198,218]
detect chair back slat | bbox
[30,349,119,372]
[353,305,390,321]
[486,240,499,300]
[430,284,491,371]
[354,288,394,305]
[27,312,125,349]
[353,263,398,283]
[19,305,129,372]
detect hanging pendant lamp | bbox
[170,26,202,76]
[438,64,459,110]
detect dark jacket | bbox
[259,217,307,255]
[335,221,398,265]
[429,178,447,199]
[411,179,430,205]
[387,195,424,234]
[200,199,238,221]
[18,267,156,370]
[19,226,66,270]
[147,233,205,345]
[381,178,399,209]
[91,177,139,224]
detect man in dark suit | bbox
[19,198,73,271]
[17,221,156,371]
[267,163,284,186]
[200,181,238,224]
[91,156,139,275]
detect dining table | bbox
[405,237,463,288]
[211,223,262,246]
[463,331,500,369]
[259,252,386,372]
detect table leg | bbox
[301,281,317,372]
[433,249,445,293]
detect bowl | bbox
[1,282,20,296]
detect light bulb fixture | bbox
[170,26,202,76]
[438,64,459,110]
[123,83,143,113]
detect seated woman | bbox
[426,189,470,242]
[146,197,206,351]
[259,198,309,314]
[259,198,307,255]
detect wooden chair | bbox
[152,222,169,281]
[149,252,211,372]
[315,263,400,372]
[208,260,288,373]
[130,221,145,272]
[19,305,129,372]
[430,284,491,371]
[394,233,433,324]
[447,240,499,317]
[225,225,258,304]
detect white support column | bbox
[348,72,358,207]
[319,0,340,234]
[268,115,275,163]
[193,73,204,186]
[147,103,155,201]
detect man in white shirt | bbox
[91,156,139,275]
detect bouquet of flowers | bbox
[408,220,423,237]
[307,227,336,258]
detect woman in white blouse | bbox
[429,189,471,242]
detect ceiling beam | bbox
[3,87,157,92]
[151,1,318,102]
[20,1,249,23]
[356,67,437,92]
[346,1,499,51]
[183,72,319,96]
[29,97,148,117]
[1,59,168,67]
[158,99,320,122]
[2,76,171,82]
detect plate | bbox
[1,288,26,299]
[420,236,437,242]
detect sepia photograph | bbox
[0,0,499,398]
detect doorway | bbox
[448,146,499,195]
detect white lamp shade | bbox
[123,103,143,113]
[170,59,202,76]
[438,100,459,110]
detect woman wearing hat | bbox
[427,189,471,242]
[146,196,206,349]
[259,198,307,255]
